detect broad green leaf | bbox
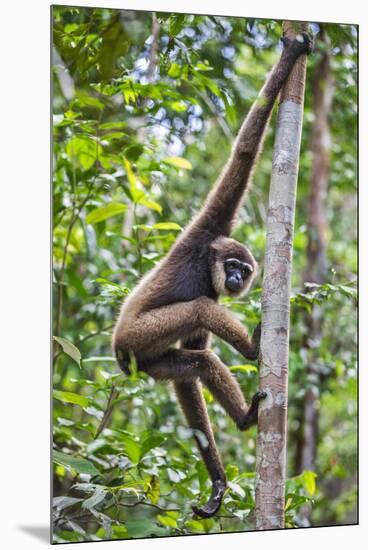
[123,437,141,464]
[140,434,166,458]
[185,519,205,532]
[302,470,317,496]
[169,14,185,36]
[124,144,144,161]
[163,156,192,170]
[152,222,182,231]
[86,203,127,224]
[53,390,89,408]
[99,121,127,130]
[171,101,187,112]
[196,62,213,71]
[229,364,258,374]
[138,197,162,213]
[53,450,100,476]
[53,336,81,367]
[168,63,181,78]
[157,514,177,528]
[66,136,102,170]
[226,463,239,481]
[126,518,166,537]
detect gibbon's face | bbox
[224,257,254,294]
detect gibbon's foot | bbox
[192,479,226,519]
[281,32,314,55]
[238,391,267,431]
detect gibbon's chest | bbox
[165,244,217,303]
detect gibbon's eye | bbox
[240,263,254,277]
[225,259,239,272]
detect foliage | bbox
[52,6,357,543]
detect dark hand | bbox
[192,478,226,518]
[238,390,267,431]
[281,32,314,56]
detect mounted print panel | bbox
[52,4,358,544]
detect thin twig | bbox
[95,384,120,439]
[78,323,115,344]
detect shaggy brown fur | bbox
[112,33,311,518]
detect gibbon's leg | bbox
[174,379,226,518]
[114,298,260,364]
[175,331,226,518]
[141,348,265,517]
[140,348,264,431]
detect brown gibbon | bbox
[113,31,312,518]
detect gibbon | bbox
[113,32,311,518]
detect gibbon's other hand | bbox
[281,31,314,55]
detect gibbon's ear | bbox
[210,236,229,260]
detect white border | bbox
[1,0,365,548]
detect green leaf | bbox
[53,390,89,408]
[302,470,317,496]
[228,481,246,498]
[53,496,83,510]
[163,156,192,170]
[53,450,100,476]
[168,63,181,78]
[138,197,162,213]
[123,156,137,187]
[82,486,107,509]
[145,475,160,505]
[53,336,81,367]
[185,519,205,532]
[170,101,187,112]
[126,518,166,538]
[169,14,185,37]
[83,356,116,363]
[86,203,127,224]
[196,62,213,72]
[123,437,141,464]
[124,144,144,161]
[157,514,177,528]
[140,434,166,458]
[152,222,182,231]
[229,364,258,374]
[226,463,239,481]
[66,136,102,170]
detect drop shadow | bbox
[18,525,50,544]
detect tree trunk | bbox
[255,21,308,530]
[295,30,333,524]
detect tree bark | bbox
[255,21,308,530]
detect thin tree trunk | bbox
[255,21,309,530]
[296,30,333,524]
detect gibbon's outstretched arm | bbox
[193,33,311,236]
